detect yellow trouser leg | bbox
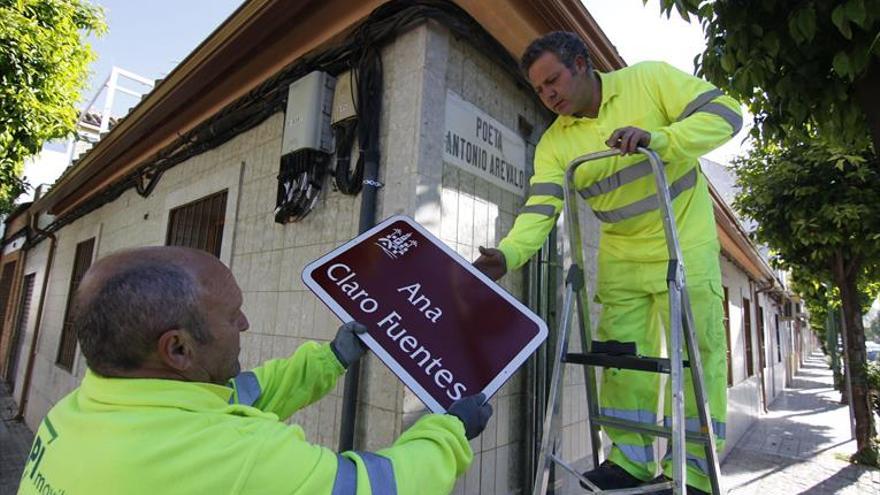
[660,251,727,493]
[596,246,727,490]
[597,278,664,482]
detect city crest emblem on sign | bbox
[376,228,418,259]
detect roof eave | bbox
[33,0,623,218]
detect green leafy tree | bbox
[0,0,105,214]
[733,141,880,464]
[652,0,880,151]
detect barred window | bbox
[756,306,766,371]
[5,273,35,388]
[57,238,95,371]
[743,298,754,377]
[166,190,227,257]
[0,260,17,331]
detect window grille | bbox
[57,238,95,371]
[166,190,228,257]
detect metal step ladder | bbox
[531,148,724,495]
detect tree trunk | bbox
[855,59,880,152]
[831,251,876,458]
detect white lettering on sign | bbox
[443,91,527,197]
[396,283,443,323]
[325,262,466,401]
[377,311,468,401]
[326,263,380,314]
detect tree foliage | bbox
[652,0,880,150]
[0,0,104,214]
[733,142,880,275]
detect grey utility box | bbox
[281,70,336,154]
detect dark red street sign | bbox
[303,215,548,412]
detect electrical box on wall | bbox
[275,71,336,224]
[282,71,336,154]
[331,70,357,124]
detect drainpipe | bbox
[338,44,383,452]
[16,213,57,421]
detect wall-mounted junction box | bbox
[331,70,357,125]
[281,71,336,154]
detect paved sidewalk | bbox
[0,385,33,495]
[722,352,880,494]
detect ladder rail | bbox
[563,152,607,469]
[532,279,579,495]
[591,416,711,444]
[644,149,722,495]
[681,288,724,495]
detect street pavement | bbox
[722,352,879,494]
[0,385,32,495]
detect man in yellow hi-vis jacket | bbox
[19,246,491,495]
[474,32,741,494]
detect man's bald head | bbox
[74,246,223,377]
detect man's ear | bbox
[574,55,589,75]
[157,329,195,372]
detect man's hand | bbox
[606,126,651,155]
[447,393,494,440]
[330,321,368,368]
[473,246,507,281]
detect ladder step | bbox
[564,352,689,373]
[592,415,712,444]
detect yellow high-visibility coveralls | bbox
[18,342,472,495]
[497,61,741,492]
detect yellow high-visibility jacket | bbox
[498,61,742,268]
[17,342,472,495]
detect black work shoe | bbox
[647,476,710,495]
[579,460,642,490]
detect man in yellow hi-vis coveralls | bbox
[474,32,741,494]
[19,246,491,495]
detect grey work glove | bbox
[447,393,493,440]
[330,321,368,368]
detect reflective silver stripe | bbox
[332,455,357,495]
[696,102,743,136]
[663,416,726,440]
[529,182,564,199]
[677,88,724,121]
[662,451,710,474]
[519,204,557,217]
[593,168,698,223]
[229,371,261,406]
[579,159,652,199]
[355,451,397,495]
[601,407,658,425]
[617,443,655,464]
[576,89,729,203]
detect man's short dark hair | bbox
[75,262,210,375]
[521,31,592,74]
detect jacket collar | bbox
[557,70,619,128]
[79,368,234,411]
